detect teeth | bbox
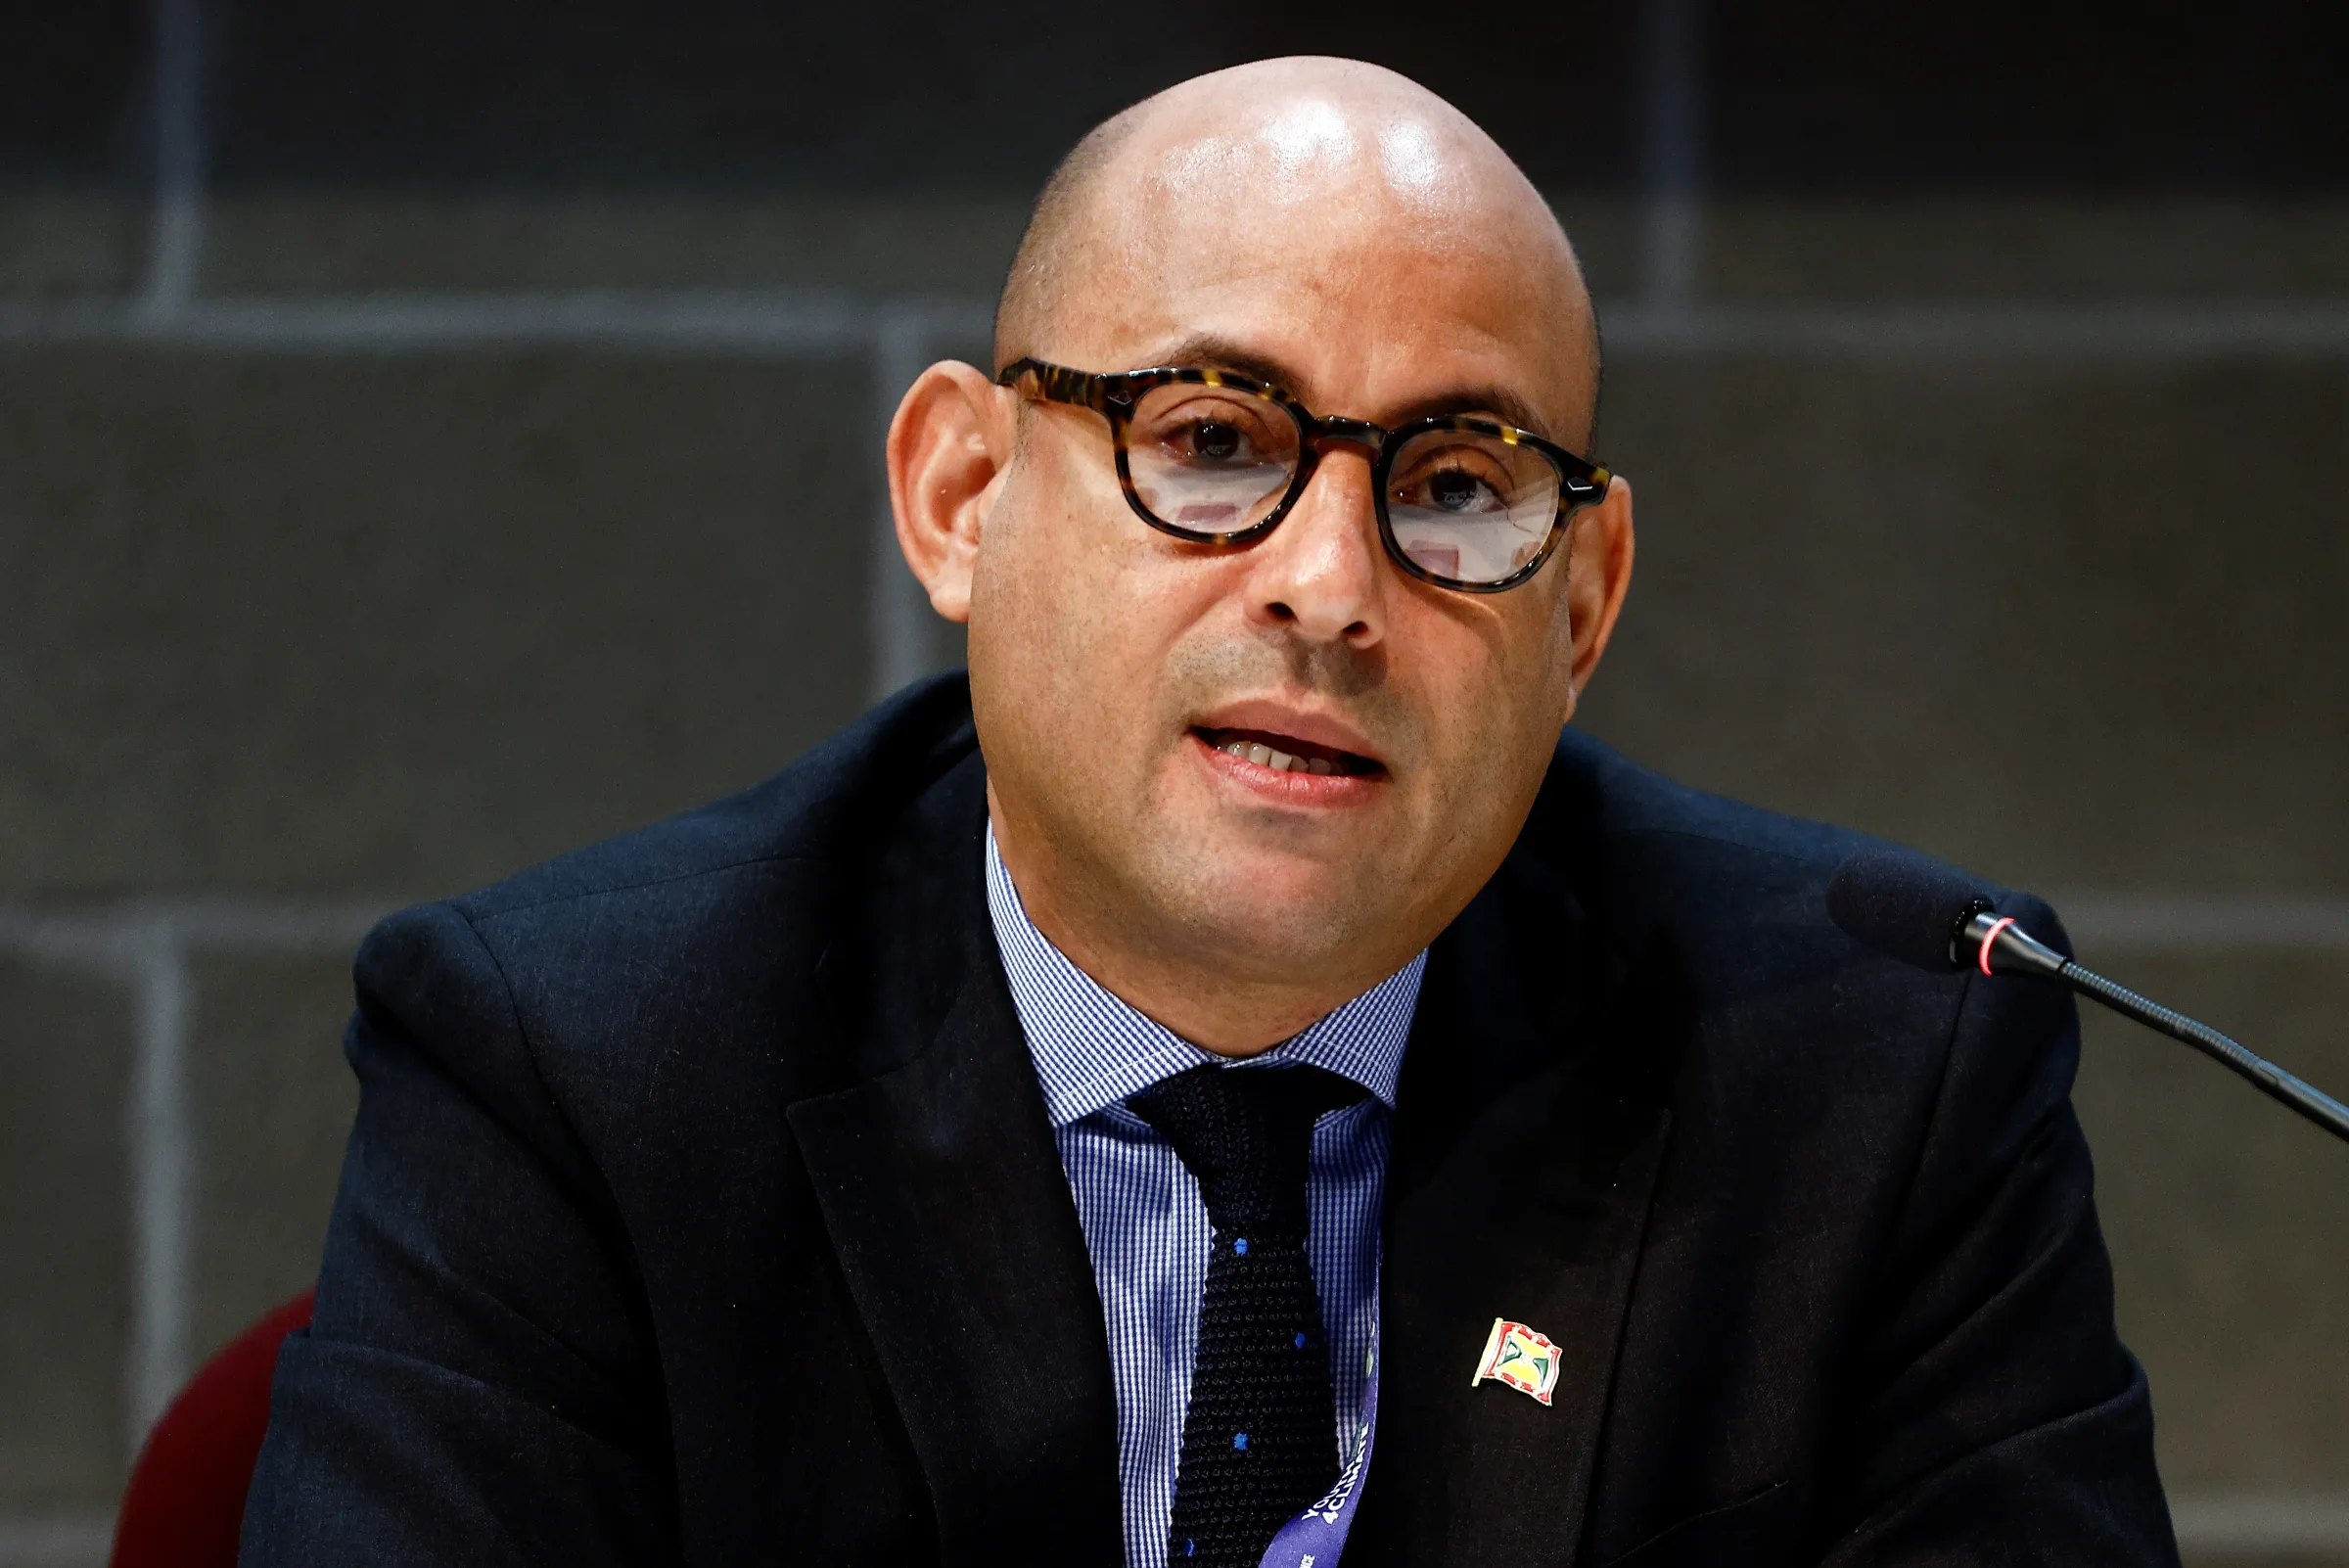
[1212,735,1346,776]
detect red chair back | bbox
[111,1289,315,1568]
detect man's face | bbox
[966,99,1621,1001]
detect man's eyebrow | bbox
[1405,387,1554,442]
[1150,334,1305,394]
[1147,333,1560,444]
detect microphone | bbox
[1827,847,2349,1146]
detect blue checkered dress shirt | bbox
[984,826,1425,1568]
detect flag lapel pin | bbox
[1470,1316,1561,1406]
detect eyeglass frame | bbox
[995,355,1614,594]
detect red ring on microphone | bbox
[1977,916,2017,977]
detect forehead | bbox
[1052,107,1590,440]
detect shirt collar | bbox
[985,823,1424,1130]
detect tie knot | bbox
[1126,1064,1367,1236]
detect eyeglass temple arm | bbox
[997,357,1113,413]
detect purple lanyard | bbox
[1255,1349,1379,1568]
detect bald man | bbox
[245,59,2177,1568]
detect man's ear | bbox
[886,360,1016,624]
[1563,474,1635,699]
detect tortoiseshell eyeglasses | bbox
[996,356,1613,594]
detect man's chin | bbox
[1149,844,1403,965]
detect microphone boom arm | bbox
[1959,910,2349,1147]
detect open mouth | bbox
[1193,726,1384,778]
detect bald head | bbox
[995,57,1600,447]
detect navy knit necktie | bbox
[1128,1063,1368,1568]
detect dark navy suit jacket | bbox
[242,673,2178,1566]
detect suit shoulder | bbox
[1535,726,2034,928]
[354,672,978,1022]
[1526,728,2061,1043]
[1545,727,1872,878]
[350,673,983,1110]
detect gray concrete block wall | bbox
[187,955,357,1360]
[0,346,875,896]
[1579,354,2349,889]
[0,963,130,1513]
[2080,955,2349,1492]
[2,188,2345,1560]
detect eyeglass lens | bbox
[1122,380,1561,585]
[1125,382,1299,533]
[1385,427,1560,584]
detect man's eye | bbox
[1414,467,1502,513]
[1184,421,1246,462]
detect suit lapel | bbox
[1352,849,1677,1568]
[786,757,1123,1566]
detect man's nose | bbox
[1243,439,1387,649]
